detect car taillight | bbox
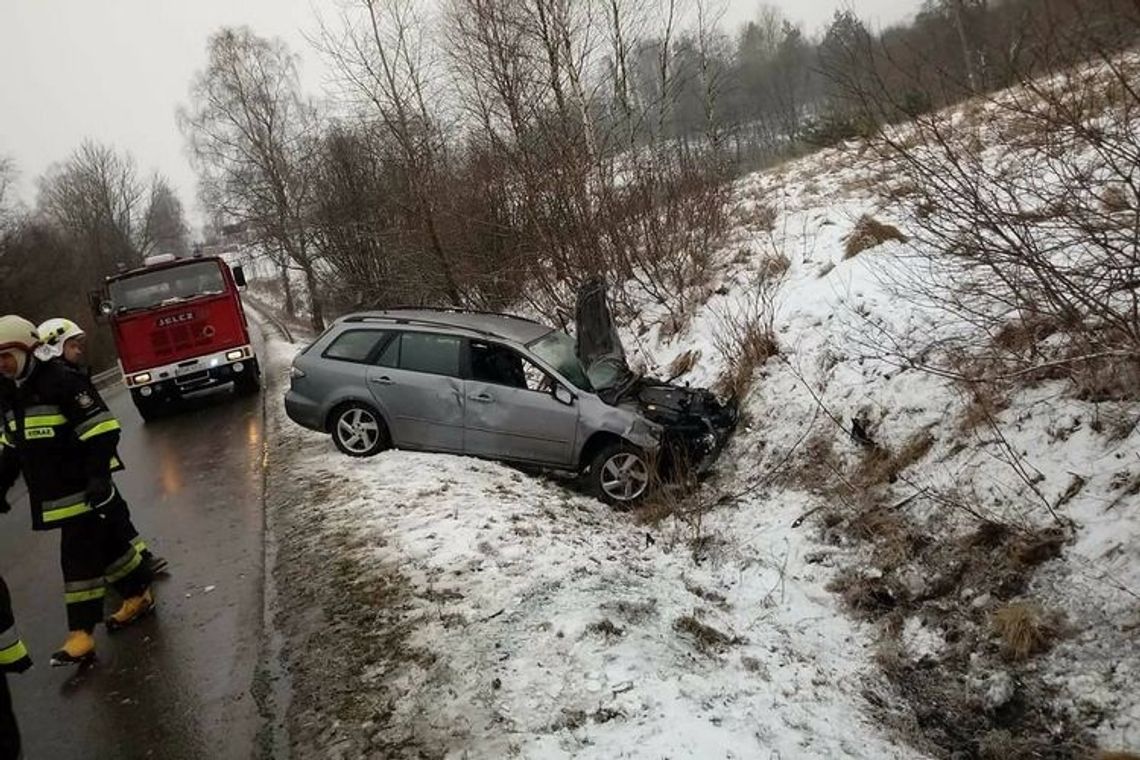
[290,365,306,379]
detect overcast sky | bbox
[0,0,919,229]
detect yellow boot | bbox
[50,630,96,667]
[106,588,155,632]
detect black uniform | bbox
[0,574,31,760]
[47,358,151,558]
[0,359,151,632]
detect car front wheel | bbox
[330,403,390,457]
[588,442,652,505]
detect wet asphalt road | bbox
[0,327,268,759]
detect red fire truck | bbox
[94,253,261,420]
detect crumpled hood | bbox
[574,277,631,391]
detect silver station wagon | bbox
[284,305,736,505]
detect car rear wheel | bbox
[588,442,652,506]
[330,403,390,457]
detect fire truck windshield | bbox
[109,261,228,313]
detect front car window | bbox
[398,332,462,377]
[527,331,593,392]
[109,261,228,312]
[471,341,553,392]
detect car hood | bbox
[574,277,633,392]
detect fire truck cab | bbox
[96,253,260,420]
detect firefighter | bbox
[0,574,32,760]
[36,318,168,576]
[0,315,155,667]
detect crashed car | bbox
[284,283,737,505]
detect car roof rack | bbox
[340,313,511,341]
[379,305,546,326]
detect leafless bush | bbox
[710,265,784,399]
[829,7,1140,400]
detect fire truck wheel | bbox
[134,397,162,422]
[234,369,261,396]
[330,402,390,457]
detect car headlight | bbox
[132,372,152,385]
[226,349,245,361]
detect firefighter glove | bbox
[85,475,114,507]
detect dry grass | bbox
[714,326,779,399]
[1072,354,1140,403]
[957,386,1011,434]
[749,202,778,232]
[1098,752,1140,760]
[586,618,625,639]
[844,215,909,258]
[757,252,791,280]
[711,269,782,400]
[668,349,700,378]
[992,315,1060,355]
[827,569,903,616]
[991,602,1058,660]
[673,614,743,653]
[853,431,935,488]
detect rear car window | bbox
[398,332,461,377]
[323,329,390,363]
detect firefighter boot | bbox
[50,630,96,667]
[105,588,155,632]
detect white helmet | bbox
[0,315,41,379]
[36,318,86,361]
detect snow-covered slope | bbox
[264,95,1139,757]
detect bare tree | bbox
[38,141,156,274]
[180,27,326,330]
[318,0,464,305]
[0,156,16,230]
[144,177,191,258]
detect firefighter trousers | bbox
[60,498,152,632]
[100,497,148,557]
[0,674,18,760]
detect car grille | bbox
[152,324,213,359]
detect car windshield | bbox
[109,261,228,312]
[527,330,593,392]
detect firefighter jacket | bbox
[0,575,30,673]
[0,358,124,531]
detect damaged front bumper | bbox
[626,382,739,479]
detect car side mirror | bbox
[232,265,247,288]
[553,385,575,406]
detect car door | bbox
[365,330,465,453]
[463,339,579,466]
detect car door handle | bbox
[469,393,494,403]
[370,376,394,385]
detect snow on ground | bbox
[264,85,1140,755]
[265,334,916,758]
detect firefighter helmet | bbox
[36,318,86,361]
[0,315,40,379]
